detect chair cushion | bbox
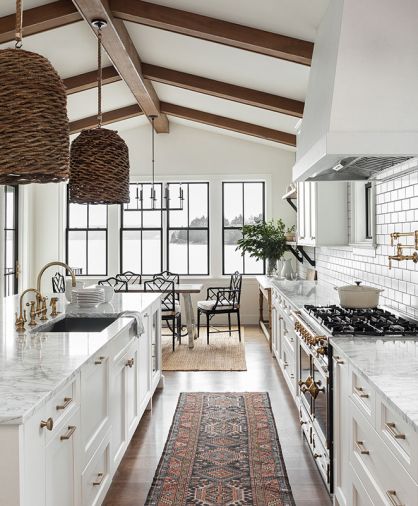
[197,300,233,311]
[162,300,181,314]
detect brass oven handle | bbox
[354,386,369,398]
[94,356,106,365]
[40,417,54,431]
[92,472,104,486]
[125,358,135,368]
[355,440,370,455]
[386,422,406,440]
[60,425,76,441]
[298,376,313,388]
[386,490,404,506]
[56,397,72,411]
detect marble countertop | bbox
[270,278,339,308]
[0,292,160,425]
[331,337,418,432]
[270,278,418,432]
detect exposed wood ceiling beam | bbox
[142,63,304,118]
[0,0,81,44]
[65,66,120,94]
[64,64,304,117]
[71,0,168,133]
[160,103,296,146]
[110,0,313,66]
[69,102,295,146]
[69,104,143,134]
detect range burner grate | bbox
[304,305,418,336]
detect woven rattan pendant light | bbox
[69,20,130,204]
[0,0,69,184]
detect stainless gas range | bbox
[293,303,418,494]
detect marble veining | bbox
[331,337,418,432]
[0,292,160,425]
[270,278,339,308]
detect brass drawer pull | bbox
[333,356,345,365]
[313,453,322,459]
[92,472,104,486]
[354,386,369,398]
[355,440,370,455]
[40,417,54,431]
[56,397,72,411]
[94,356,106,365]
[386,490,404,506]
[386,422,406,440]
[125,358,134,368]
[60,425,76,441]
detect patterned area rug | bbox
[146,392,295,506]
[162,329,246,371]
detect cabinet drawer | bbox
[82,430,111,506]
[281,341,296,396]
[312,431,330,486]
[45,375,80,438]
[377,396,418,480]
[350,464,375,506]
[282,319,296,352]
[350,369,375,423]
[351,400,418,506]
[81,350,110,467]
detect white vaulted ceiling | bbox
[0,0,330,148]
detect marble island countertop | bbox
[0,292,160,425]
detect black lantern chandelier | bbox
[124,116,184,212]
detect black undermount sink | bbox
[36,316,119,333]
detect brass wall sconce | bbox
[388,231,418,269]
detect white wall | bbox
[26,121,295,324]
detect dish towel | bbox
[119,311,145,337]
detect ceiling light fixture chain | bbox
[15,0,23,48]
[93,19,107,128]
[150,115,157,204]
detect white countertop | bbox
[0,292,160,425]
[271,279,418,432]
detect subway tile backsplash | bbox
[299,158,418,318]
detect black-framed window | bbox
[365,182,373,239]
[167,182,209,275]
[66,190,108,276]
[222,181,265,275]
[4,186,18,296]
[120,183,163,275]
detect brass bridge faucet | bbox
[15,288,46,332]
[388,243,418,270]
[390,231,418,248]
[36,261,77,310]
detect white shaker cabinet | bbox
[297,181,348,247]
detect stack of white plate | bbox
[71,287,105,307]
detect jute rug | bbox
[146,392,296,506]
[162,328,247,371]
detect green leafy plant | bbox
[236,219,288,262]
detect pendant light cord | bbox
[97,25,103,128]
[151,116,155,188]
[15,0,23,48]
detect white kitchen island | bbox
[0,292,162,506]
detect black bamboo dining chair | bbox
[144,276,182,351]
[116,271,142,285]
[98,277,127,292]
[197,271,243,344]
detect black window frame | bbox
[167,182,210,276]
[365,182,373,240]
[120,183,163,275]
[65,188,108,276]
[222,181,266,275]
[4,185,19,296]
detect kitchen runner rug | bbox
[145,392,295,506]
[162,328,247,371]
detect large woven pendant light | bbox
[69,20,130,204]
[0,0,69,184]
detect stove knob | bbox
[317,346,328,356]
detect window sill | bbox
[349,242,377,257]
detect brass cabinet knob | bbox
[40,417,54,431]
[125,358,134,368]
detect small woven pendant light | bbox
[0,0,69,184]
[69,20,130,204]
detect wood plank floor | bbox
[103,326,332,506]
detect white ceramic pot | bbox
[334,281,384,308]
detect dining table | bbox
[126,283,203,349]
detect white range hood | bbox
[293,0,418,182]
